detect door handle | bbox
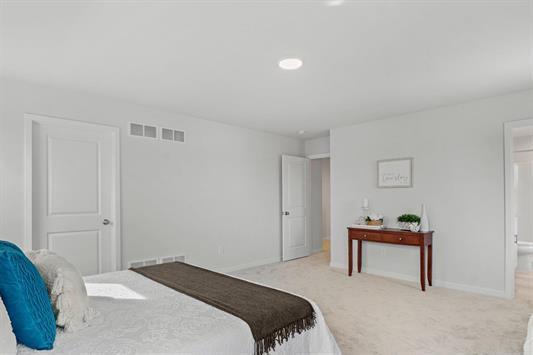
[282,211,290,216]
[103,219,111,225]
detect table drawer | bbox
[350,230,382,242]
[381,234,420,245]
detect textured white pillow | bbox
[27,250,97,332]
[0,295,17,355]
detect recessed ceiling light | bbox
[325,0,344,6]
[279,58,303,70]
[298,130,306,135]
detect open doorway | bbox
[309,158,331,261]
[505,118,533,300]
[511,127,533,302]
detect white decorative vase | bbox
[420,204,429,232]
[409,223,421,232]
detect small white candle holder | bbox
[361,197,369,212]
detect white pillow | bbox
[0,295,17,355]
[27,249,97,332]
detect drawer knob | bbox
[399,237,403,241]
[363,234,367,238]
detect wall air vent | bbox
[129,123,158,139]
[128,255,185,268]
[129,261,143,268]
[161,128,185,143]
[144,125,157,138]
[130,123,144,136]
[161,128,174,141]
[174,130,185,142]
[130,123,185,143]
[128,258,158,268]
[158,255,185,264]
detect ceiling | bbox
[1,1,532,138]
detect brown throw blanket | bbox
[131,262,316,355]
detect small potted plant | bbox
[397,214,421,231]
[366,213,384,226]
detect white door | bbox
[32,117,119,275]
[282,155,310,261]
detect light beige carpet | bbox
[233,253,533,355]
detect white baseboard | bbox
[311,247,323,254]
[365,267,418,283]
[218,256,281,274]
[432,279,506,298]
[329,261,346,270]
[329,262,506,298]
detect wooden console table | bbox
[347,227,434,291]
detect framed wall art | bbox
[377,158,413,188]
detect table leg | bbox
[428,244,432,286]
[348,238,353,276]
[420,245,426,291]
[357,240,362,273]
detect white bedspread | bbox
[525,315,533,355]
[18,270,340,354]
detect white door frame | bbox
[24,113,122,271]
[503,117,533,299]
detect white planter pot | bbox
[398,222,411,230]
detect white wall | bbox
[305,136,330,157]
[0,78,303,271]
[330,90,533,297]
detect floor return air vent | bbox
[128,255,185,269]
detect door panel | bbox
[48,138,100,215]
[282,155,310,261]
[288,163,305,206]
[288,217,305,247]
[48,230,100,276]
[33,118,118,275]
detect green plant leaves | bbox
[397,214,421,223]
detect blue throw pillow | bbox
[0,241,56,349]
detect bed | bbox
[18,268,340,354]
[526,315,533,355]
